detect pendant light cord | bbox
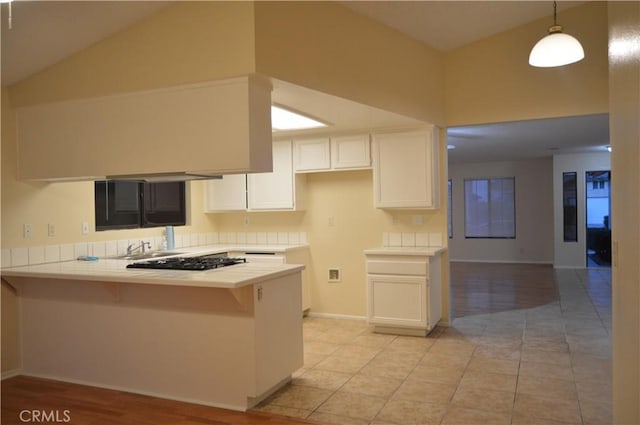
[553,1,557,26]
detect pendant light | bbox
[529,1,584,67]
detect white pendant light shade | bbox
[529,2,584,68]
[529,26,584,67]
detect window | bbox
[464,178,515,238]
[448,179,453,239]
[563,172,578,242]
[95,181,186,231]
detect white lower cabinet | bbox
[230,249,311,313]
[365,252,442,336]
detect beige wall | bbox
[254,1,446,126]
[448,158,554,264]
[608,2,640,423]
[9,1,257,107]
[445,1,609,126]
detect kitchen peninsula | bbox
[1,254,304,411]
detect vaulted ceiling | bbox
[1,1,607,164]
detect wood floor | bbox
[450,261,558,318]
[1,375,326,425]
[2,262,579,425]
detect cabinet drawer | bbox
[366,260,428,276]
[244,254,285,264]
[230,252,286,264]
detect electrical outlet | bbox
[23,223,32,239]
[328,216,335,227]
[81,222,89,235]
[243,216,250,226]
[48,223,56,237]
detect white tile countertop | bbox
[0,244,308,289]
[363,246,447,256]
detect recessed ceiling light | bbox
[271,105,327,132]
[447,144,456,150]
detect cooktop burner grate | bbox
[126,255,246,271]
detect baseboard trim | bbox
[306,312,453,328]
[306,312,367,321]
[18,372,249,412]
[1,368,22,380]
[553,265,589,270]
[450,259,553,265]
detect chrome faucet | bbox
[127,240,151,255]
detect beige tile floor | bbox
[253,267,612,425]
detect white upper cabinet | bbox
[249,140,305,211]
[293,134,371,173]
[204,174,247,212]
[372,127,440,209]
[331,134,371,169]
[205,141,305,212]
[293,137,331,172]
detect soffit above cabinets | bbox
[271,79,426,139]
[16,75,273,181]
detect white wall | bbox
[553,152,611,268]
[448,158,553,263]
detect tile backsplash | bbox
[382,232,443,248]
[1,231,308,268]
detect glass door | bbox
[586,170,611,267]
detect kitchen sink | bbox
[109,251,186,261]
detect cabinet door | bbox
[367,275,428,328]
[204,174,247,212]
[331,134,371,169]
[372,128,439,209]
[284,249,311,313]
[293,137,331,172]
[248,141,295,210]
